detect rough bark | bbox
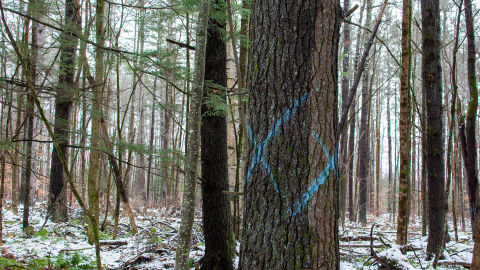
[239,0,341,268]
[421,0,445,258]
[396,0,411,246]
[199,3,235,268]
[48,0,81,222]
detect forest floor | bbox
[0,201,474,269]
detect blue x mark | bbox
[244,92,338,219]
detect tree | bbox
[175,0,210,268]
[48,0,81,222]
[459,0,479,240]
[357,70,370,224]
[238,0,341,268]
[199,2,235,269]
[396,0,411,245]
[339,0,351,223]
[421,0,445,258]
[87,0,105,244]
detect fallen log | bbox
[99,240,128,246]
[340,244,385,248]
[436,260,471,267]
[341,235,379,241]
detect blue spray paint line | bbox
[244,92,311,192]
[286,132,338,217]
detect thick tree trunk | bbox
[239,0,341,268]
[396,0,411,246]
[422,0,445,258]
[200,3,235,268]
[48,0,81,222]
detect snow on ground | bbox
[0,202,475,269]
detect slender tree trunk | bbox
[339,0,351,223]
[357,70,369,225]
[421,75,428,236]
[87,0,106,244]
[451,0,463,242]
[347,97,356,221]
[459,0,479,240]
[48,0,81,222]
[422,0,445,258]
[175,1,210,268]
[12,92,23,215]
[239,0,341,268]
[396,0,411,245]
[347,4,364,221]
[147,79,157,201]
[22,0,37,229]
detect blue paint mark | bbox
[244,92,310,194]
[243,90,339,221]
[287,132,338,217]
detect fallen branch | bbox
[166,39,195,50]
[370,225,395,270]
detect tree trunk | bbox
[460,0,479,240]
[421,74,428,236]
[147,79,156,201]
[396,0,411,246]
[22,0,37,229]
[339,0,351,223]
[174,0,210,268]
[87,0,105,244]
[48,0,81,222]
[347,4,364,221]
[239,0,341,268]
[387,91,393,218]
[358,70,369,225]
[134,1,146,200]
[199,2,235,268]
[347,97,356,221]
[12,92,23,215]
[422,0,445,258]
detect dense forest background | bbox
[0,0,480,268]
